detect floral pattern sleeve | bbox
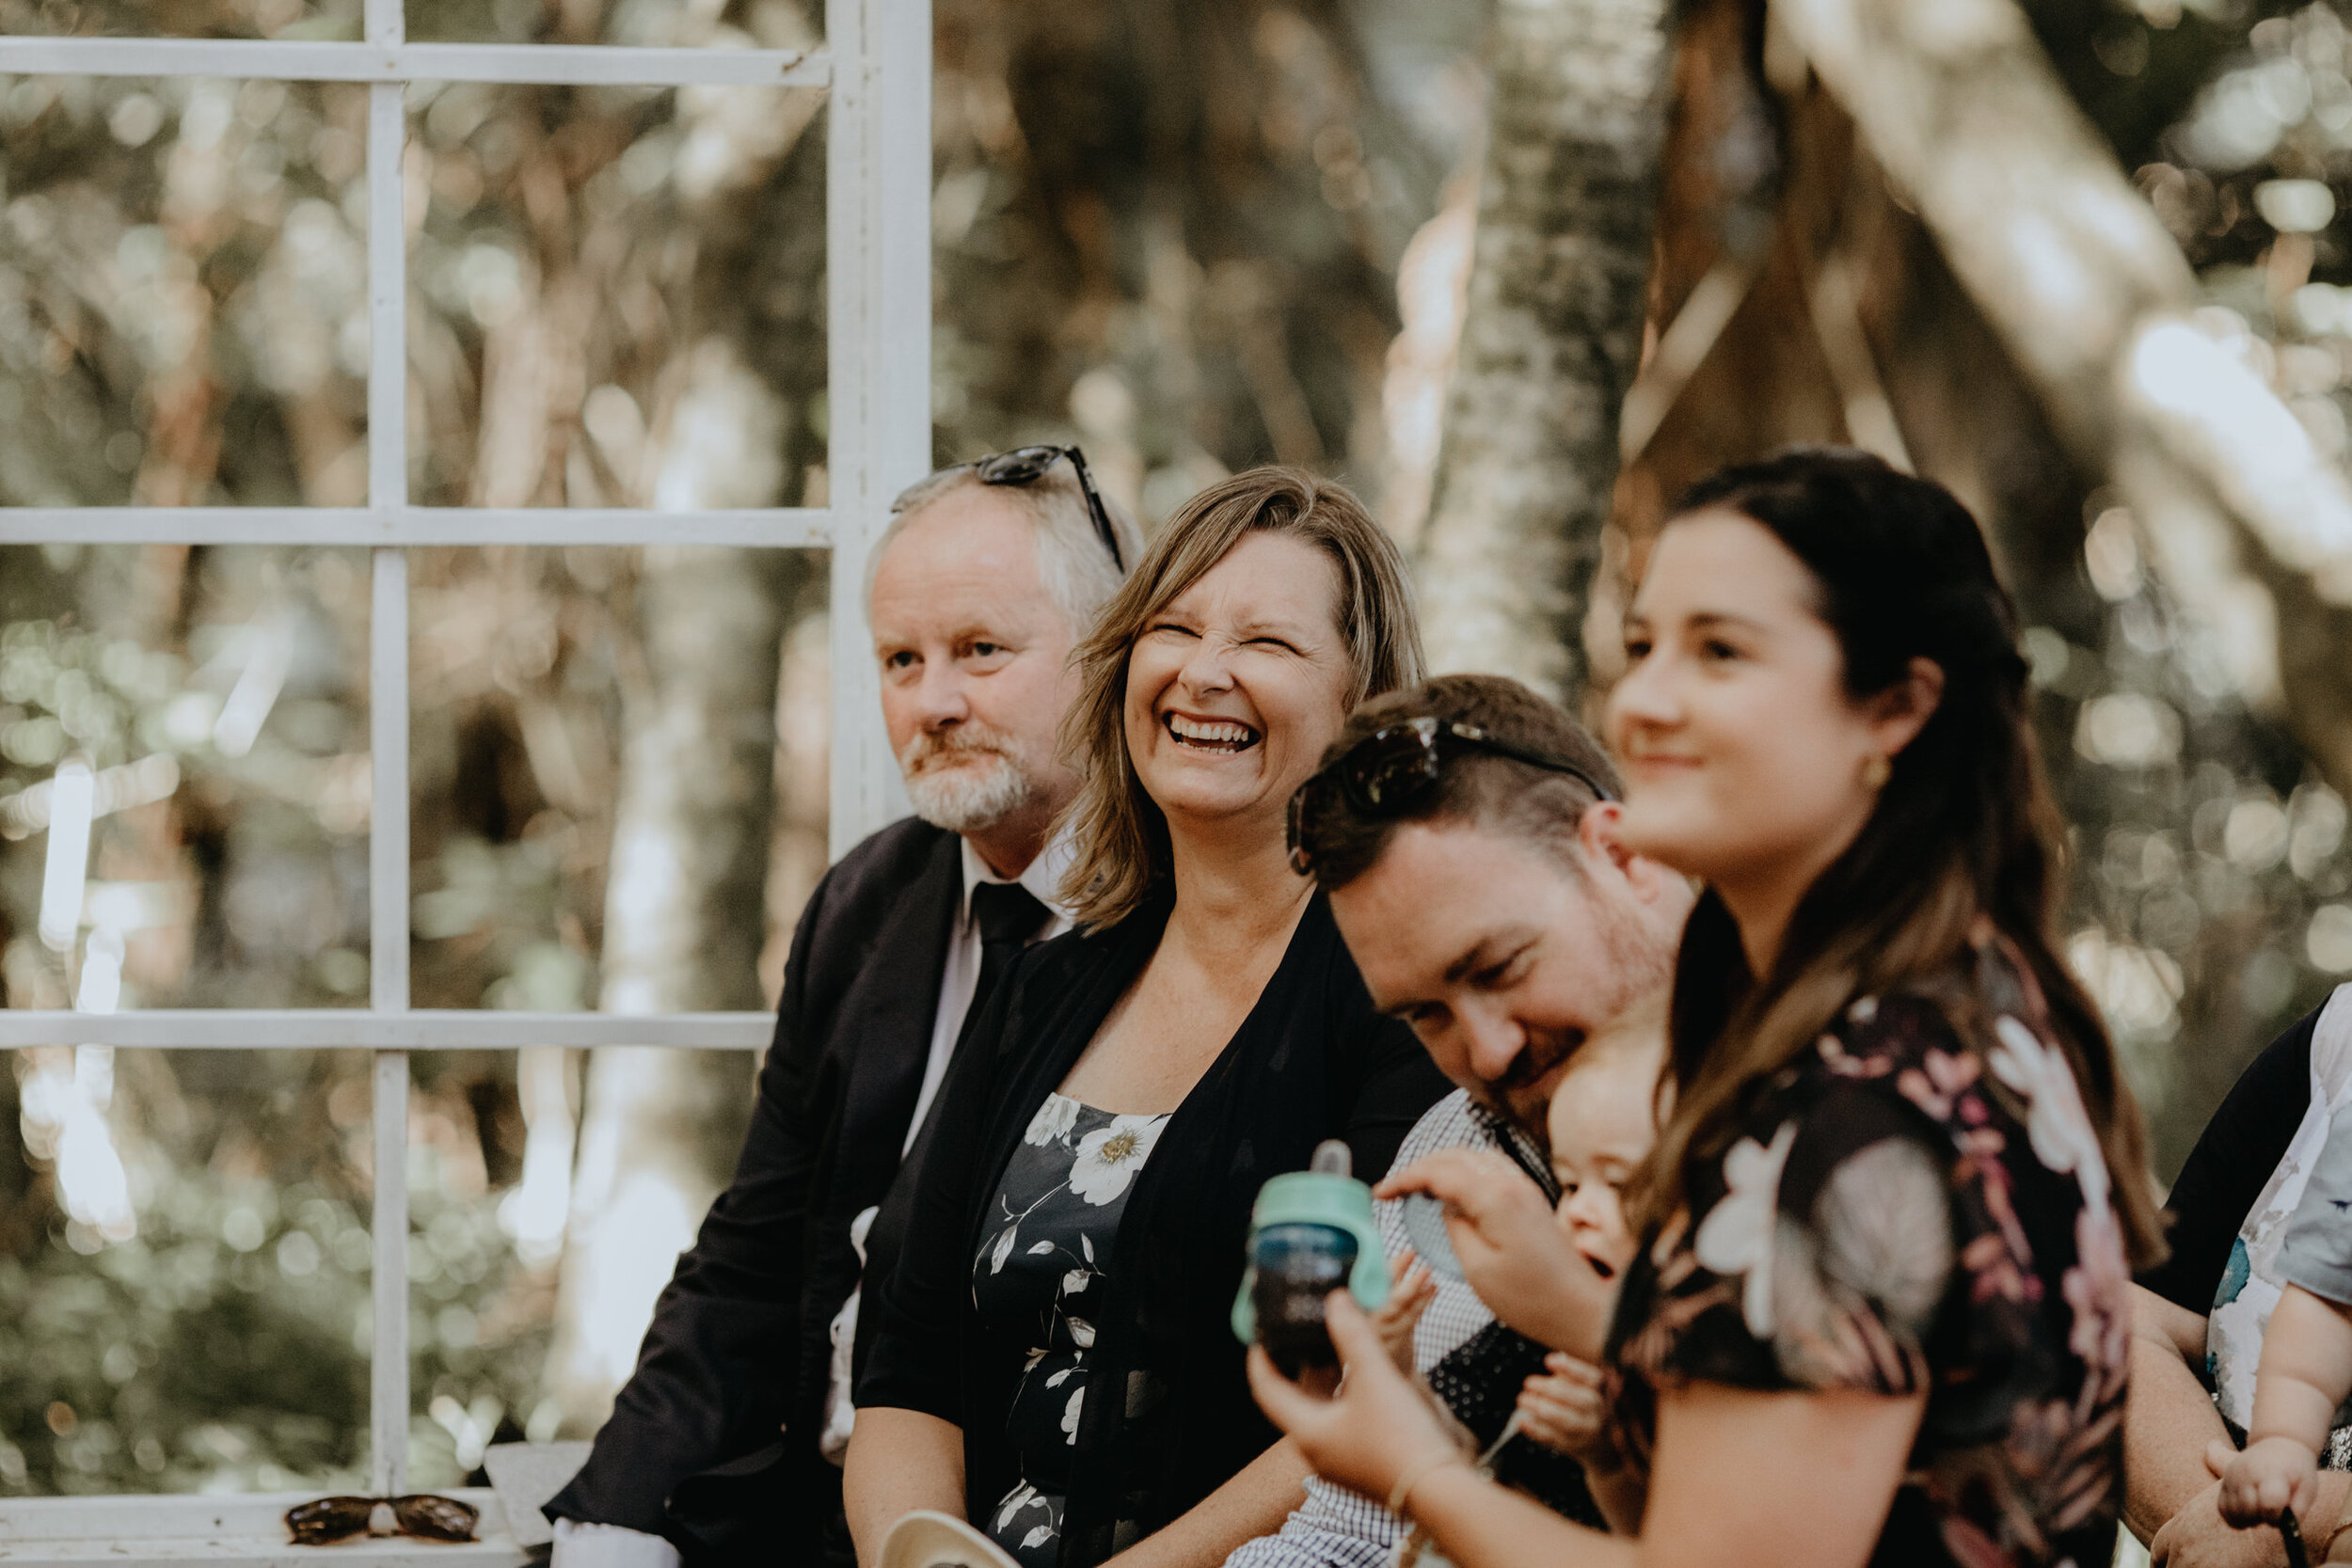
[1606,948,2133,1568]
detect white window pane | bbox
[0,546,373,1013]
[0,75,373,507]
[406,546,827,1015]
[0,1045,376,1495]
[402,1046,553,1486]
[404,0,823,50]
[403,79,827,510]
[400,1044,754,1480]
[0,1,358,41]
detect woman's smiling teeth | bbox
[1165,713,1261,752]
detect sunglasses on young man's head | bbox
[284,1493,479,1546]
[898,444,1124,571]
[1285,716,1617,877]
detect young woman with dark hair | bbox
[1252,448,2164,1568]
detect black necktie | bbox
[883,880,1048,1190]
[968,879,1052,1025]
[855,879,1053,1384]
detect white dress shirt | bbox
[817,832,1074,1459]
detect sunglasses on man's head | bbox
[1285,716,1616,877]
[285,1494,479,1546]
[899,444,1124,571]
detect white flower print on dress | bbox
[977,1097,1170,1568]
[1693,1120,1799,1337]
[995,1482,1041,1531]
[1989,1014,2111,1209]
[1069,1115,1167,1205]
[1025,1093,1082,1148]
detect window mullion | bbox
[365,0,412,1496]
[824,0,930,858]
[0,506,833,548]
[0,37,827,87]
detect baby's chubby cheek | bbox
[1571,1222,1637,1279]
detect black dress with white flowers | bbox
[859,891,1451,1568]
[1604,938,2132,1568]
[977,1092,1172,1568]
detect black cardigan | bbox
[2137,1004,2325,1314]
[857,887,1450,1567]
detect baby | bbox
[2217,1099,2352,1539]
[1517,989,1667,1460]
[1366,990,1666,1457]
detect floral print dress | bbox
[976,1092,1171,1568]
[1605,942,2132,1568]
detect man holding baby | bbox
[1223,672,1692,1567]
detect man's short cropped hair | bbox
[1302,673,1623,893]
[871,459,1144,636]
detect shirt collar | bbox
[958,826,1078,927]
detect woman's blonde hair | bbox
[1056,467,1423,929]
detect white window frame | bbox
[0,0,929,1555]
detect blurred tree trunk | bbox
[1615,1,2340,1174]
[1776,0,2352,800]
[542,546,797,1432]
[1414,0,1674,701]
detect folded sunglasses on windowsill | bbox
[285,1494,480,1546]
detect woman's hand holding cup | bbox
[1247,1291,1470,1513]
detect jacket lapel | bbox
[829,829,963,1216]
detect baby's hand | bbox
[2212,1433,2321,1528]
[1516,1354,1610,1465]
[1369,1255,1436,1373]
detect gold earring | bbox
[1860,752,1891,790]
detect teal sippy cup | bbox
[1232,1140,1391,1376]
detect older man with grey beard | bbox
[545,451,1139,1568]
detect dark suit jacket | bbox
[547,816,963,1565]
[859,887,1451,1567]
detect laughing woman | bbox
[1252,450,2167,1568]
[846,467,1449,1568]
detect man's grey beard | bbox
[899,727,1041,834]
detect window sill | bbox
[0,1491,531,1568]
